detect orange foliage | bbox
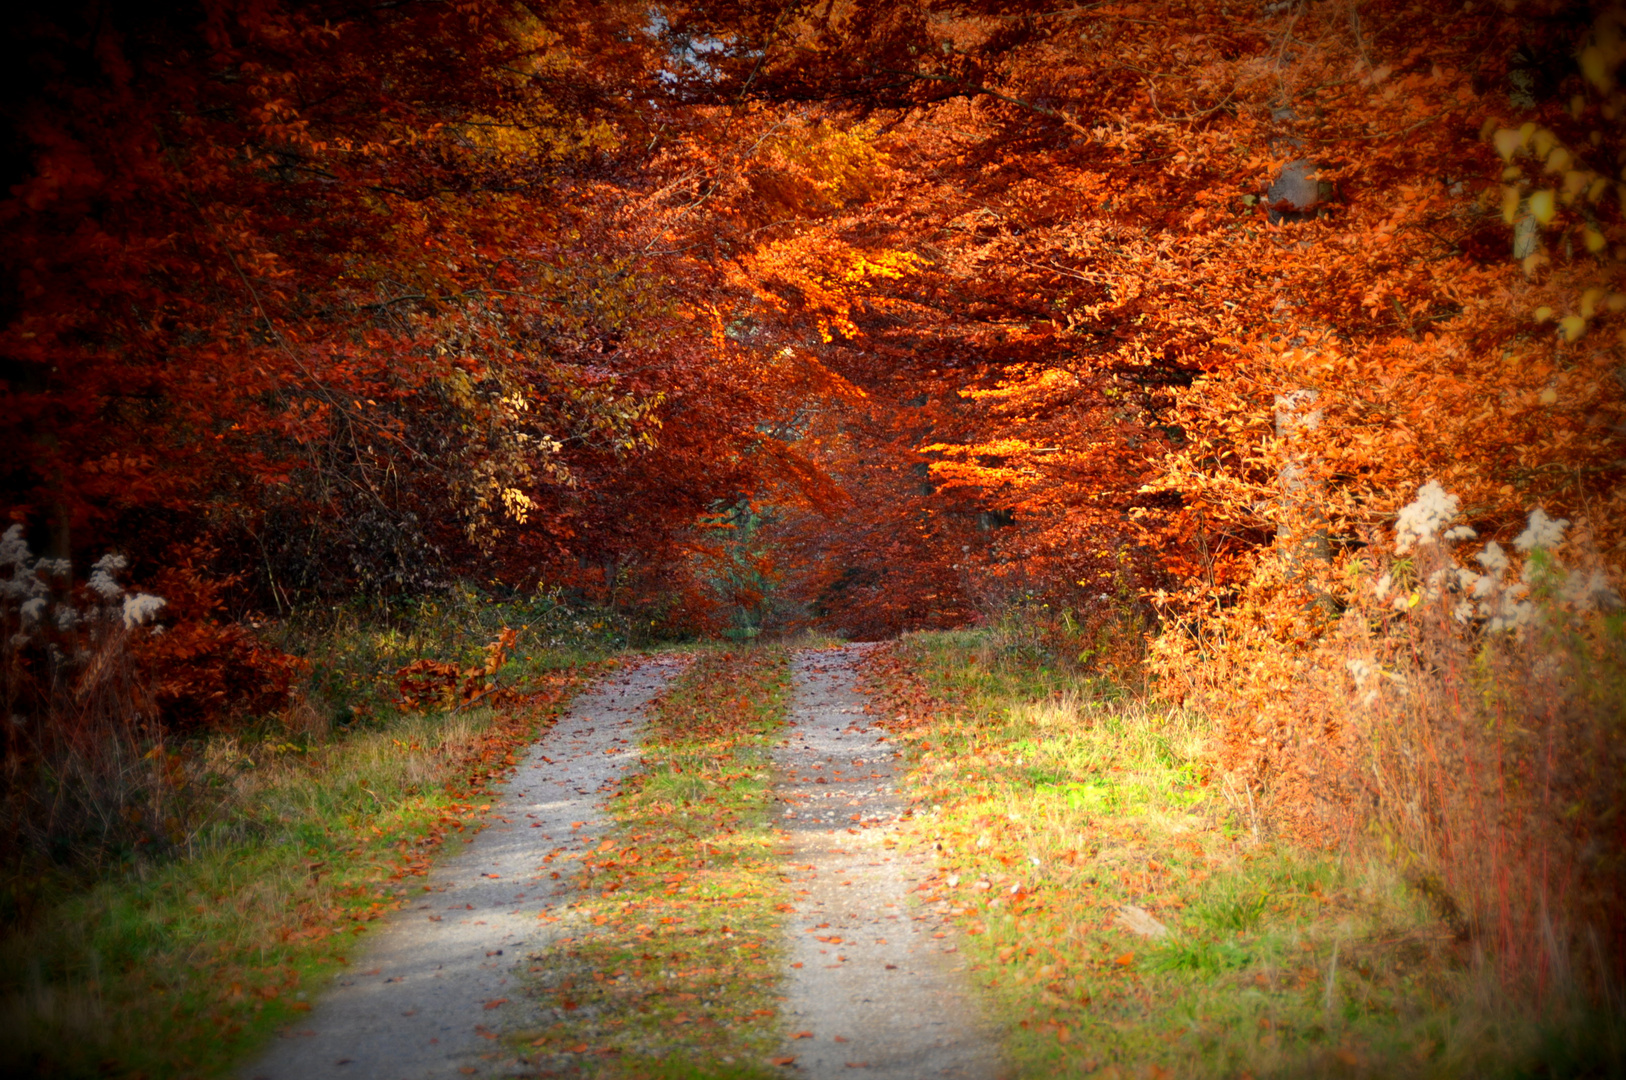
[395,628,519,713]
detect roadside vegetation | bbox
[0,589,616,1079]
[862,627,1625,1080]
[511,646,793,1080]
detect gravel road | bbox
[774,646,1003,1080]
[242,657,684,1080]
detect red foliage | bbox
[131,554,301,730]
[395,628,518,713]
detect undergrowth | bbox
[863,630,1626,1079]
[511,646,792,1080]
[0,591,609,1079]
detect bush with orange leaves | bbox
[1155,483,1626,997]
[395,627,519,713]
[129,553,302,731]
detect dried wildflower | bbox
[1514,507,1569,553]
[1561,568,1623,611]
[87,554,127,601]
[1394,480,1460,553]
[1475,541,1510,578]
[121,593,166,629]
[0,524,28,568]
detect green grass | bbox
[509,646,792,1079]
[872,629,1626,1080]
[0,593,607,1080]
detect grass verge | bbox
[2,647,599,1079]
[511,646,792,1080]
[860,630,1624,1080]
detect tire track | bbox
[773,645,1003,1080]
[243,656,685,1080]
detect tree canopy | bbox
[3,0,1622,652]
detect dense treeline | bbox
[4,0,1624,1007]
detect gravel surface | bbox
[774,646,1004,1080]
[242,657,684,1080]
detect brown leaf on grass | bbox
[1115,905,1169,938]
[771,1056,796,1066]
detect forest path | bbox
[774,646,1004,1080]
[242,656,686,1080]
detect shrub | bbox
[1156,486,1626,1000]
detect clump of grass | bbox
[510,647,791,1079]
[864,630,1626,1079]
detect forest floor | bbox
[7,627,1611,1080]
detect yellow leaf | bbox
[1501,186,1522,224]
[1581,45,1614,92]
[1560,315,1587,341]
[1529,189,1557,224]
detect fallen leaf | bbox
[1115,905,1169,939]
[792,1030,814,1039]
[483,999,507,1009]
[771,1056,796,1066]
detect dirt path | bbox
[242,657,685,1080]
[774,646,1003,1080]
